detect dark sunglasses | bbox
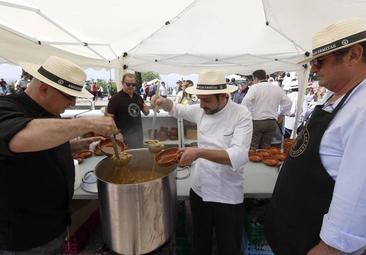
[125,83,137,87]
[43,82,76,101]
[310,56,327,68]
[58,90,76,101]
[310,48,349,68]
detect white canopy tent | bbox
[1,0,366,135]
[1,0,365,74]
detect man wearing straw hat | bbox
[151,70,253,255]
[265,18,366,255]
[0,56,118,254]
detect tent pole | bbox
[292,66,310,138]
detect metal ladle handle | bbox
[110,134,120,159]
[151,82,160,139]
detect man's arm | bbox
[142,103,150,116]
[9,116,117,152]
[69,136,104,153]
[151,96,173,112]
[179,105,253,169]
[307,241,341,255]
[179,147,231,166]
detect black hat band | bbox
[38,66,83,92]
[312,30,366,57]
[196,84,227,90]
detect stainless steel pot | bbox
[95,148,189,255]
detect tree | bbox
[95,79,117,96]
[135,72,142,95]
[141,72,160,82]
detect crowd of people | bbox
[1,17,366,255]
[0,73,33,96]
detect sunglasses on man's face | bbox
[43,82,76,101]
[58,89,76,101]
[310,48,349,69]
[125,83,137,87]
[310,58,325,68]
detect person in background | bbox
[97,85,104,100]
[0,78,8,92]
[140,82,148,100]
[176,80,193,104]
[232,81,249,104]
[176,80,183,92]
[107,73,150,149]
[148,81,156,100]
[159,81,168,98]
[0,56,118,255]
[15,73,31,93]
[242,69,292,149]
[230,77,237,86]
[284,86,308,138]
[90,82,98,101]
[0,80,8,96]
[151,70,252,255]
[265,18,366,255]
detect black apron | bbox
[264,89,354,255]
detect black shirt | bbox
[0,93,74,251]
[107,90,145,148]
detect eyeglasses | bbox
[310,48,349,69]
[57,90,76,101]
[310,54,335,69]
[125,83,137,87]
[43,82,76,101]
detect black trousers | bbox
[189,189,245,255]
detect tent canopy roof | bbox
[1,0,366,74]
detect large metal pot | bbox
[95,148,186,255]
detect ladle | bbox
[150,84,160,139]
[110,134,120,160]
[110,134,132,166]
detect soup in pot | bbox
[99,165,167,184]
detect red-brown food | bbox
[98,139,126,156]
[72,150,92,159]
[258,151,271,159]
[155,147,180,167]
[273,153,287,161]
[248,149,257,156]
[94,147,104,156]
[249,155,262,162]
[267,147,281,154]
[263,158,279,166]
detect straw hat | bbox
[300,18,366,63]
[20,56,93,98]
[185,70,237,95]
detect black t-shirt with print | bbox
[107,90,144,148]
[0,93,74,251]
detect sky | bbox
[0,63,198,88]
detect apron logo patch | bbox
[289,127,310,157]
[128,103,140,117]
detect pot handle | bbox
[82,170,96,184]
[176,166,190,180]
